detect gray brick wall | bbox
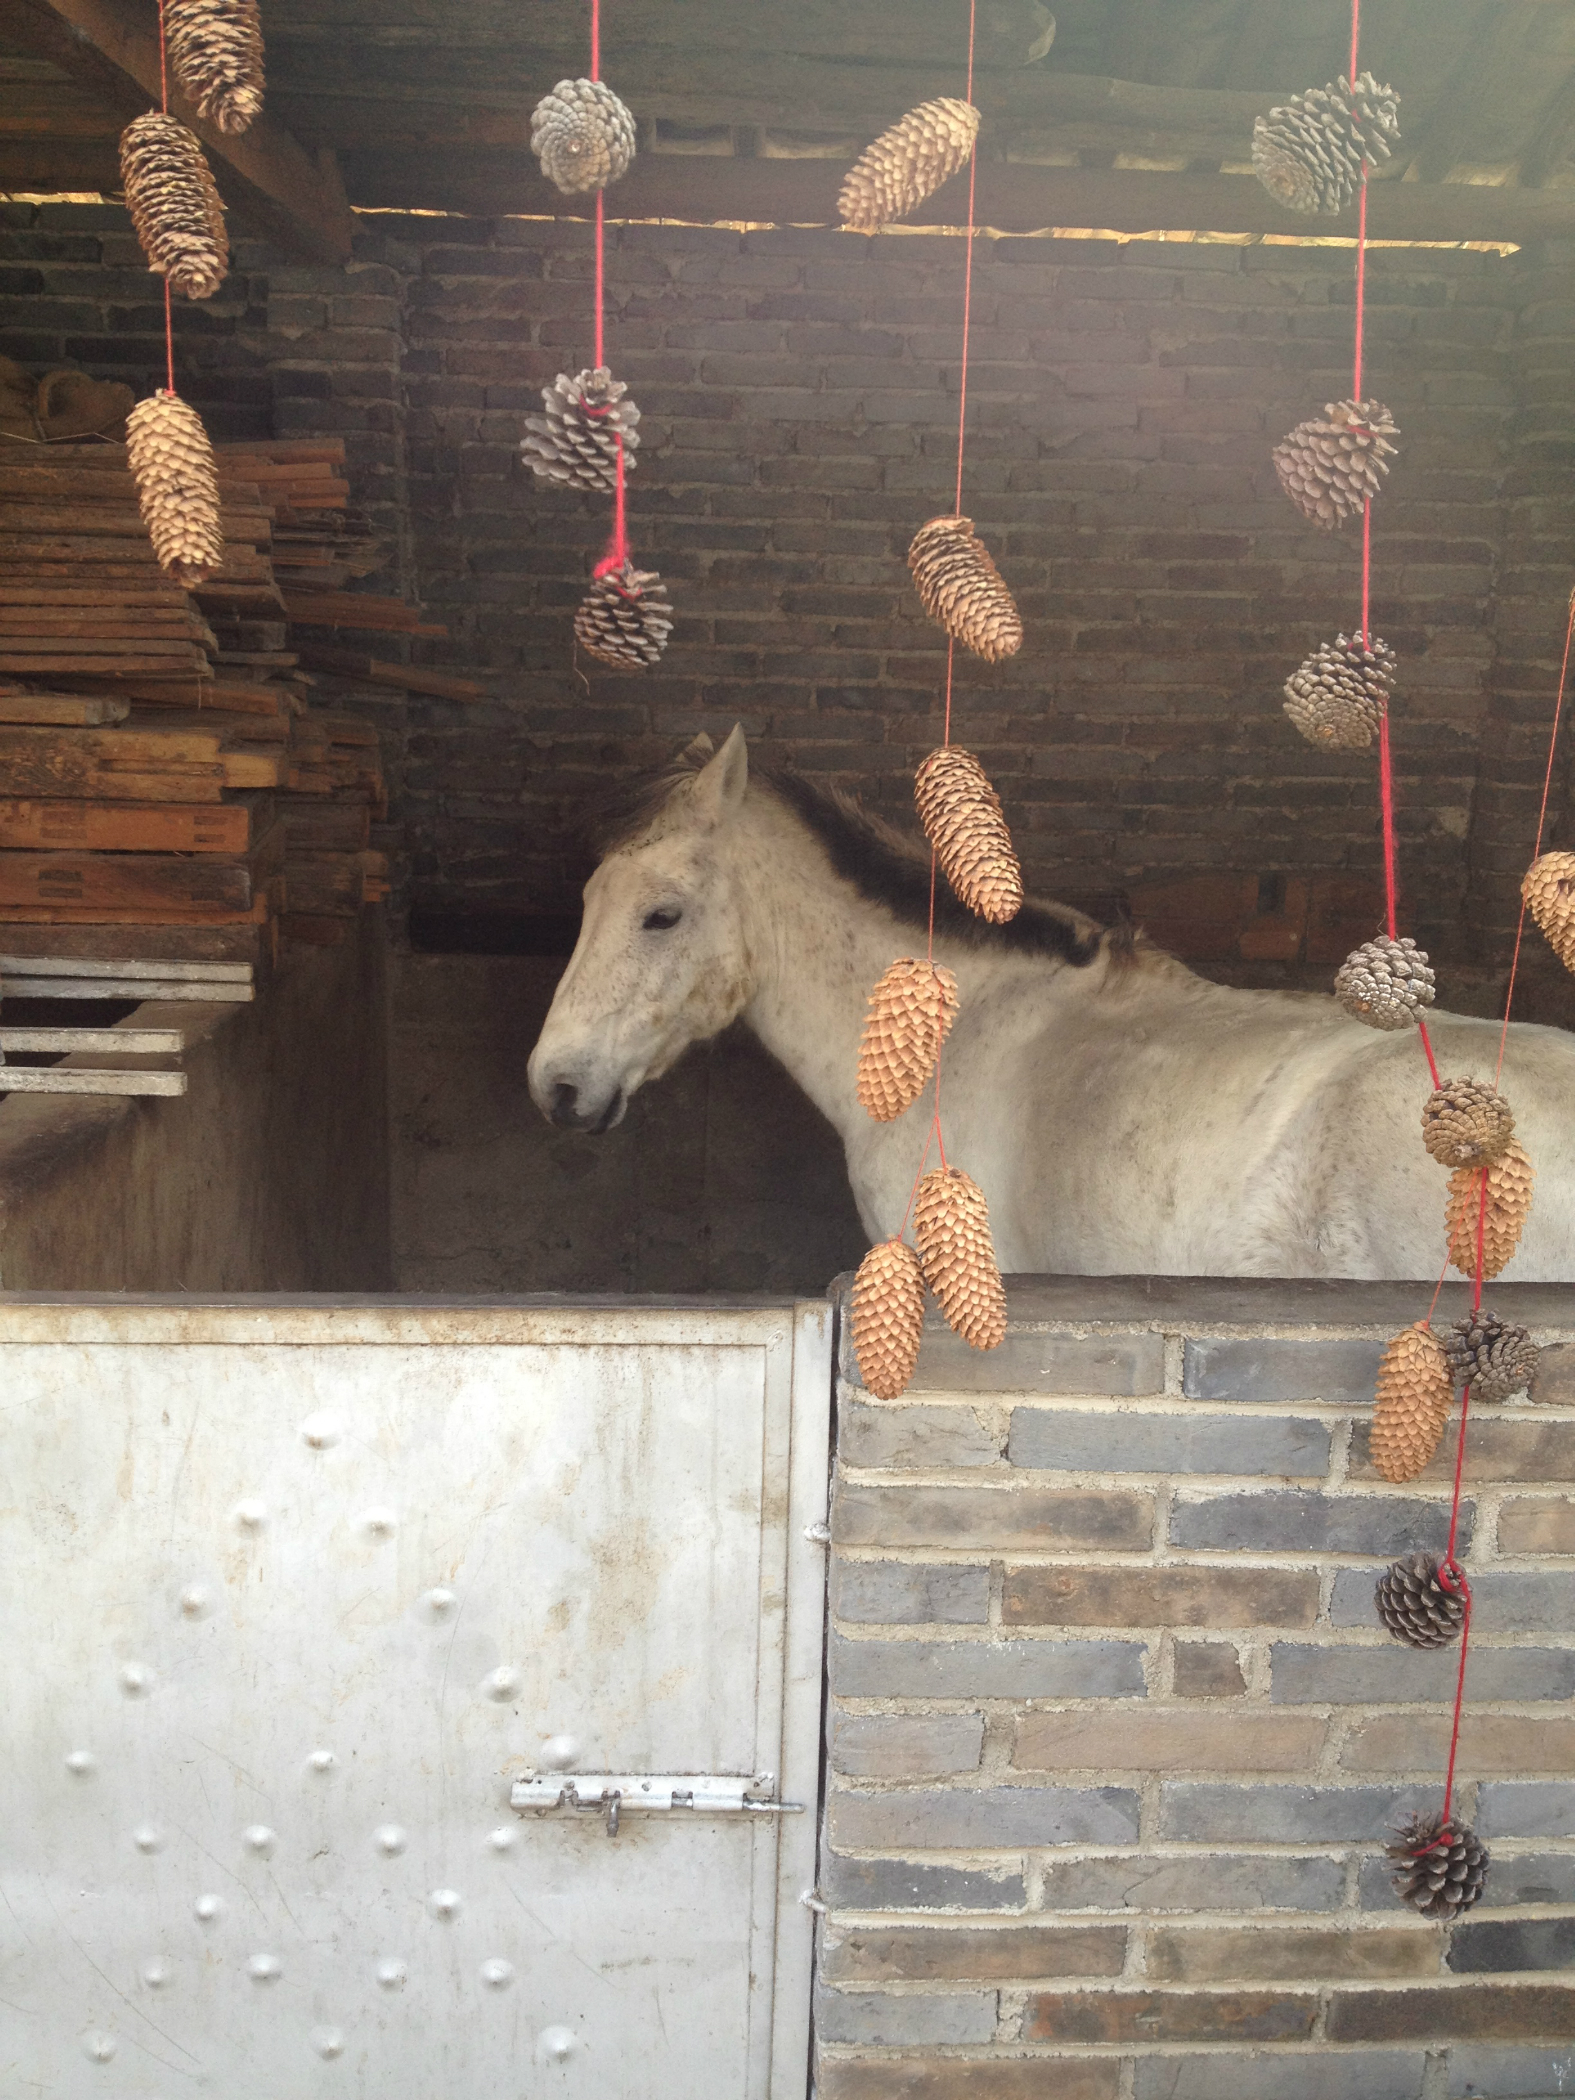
[817,1276,1575,2100]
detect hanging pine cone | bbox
[839,98,981,232]
[119,112,229,301]
[165,0,266,134]
[912,1166,1006,1351]
[1445,1308,1539,1402]
[906,515,1022,663]
[1522,851,1575,973]
[573,561,672,669]
[1251,73,1401,216]
[856,958,960,1122]
[914,748,1024,926]
[125,391,225,588]
[1370,1323,1454,1484]
[1445,1141,1535,1281]
[1422,1078,1515,1171]
[850,1238,927,1400]
[1389,1813,1489,1920]
[1282,632,1395,750]
[521,368,641,492]
[1274,399,1399,530]
[1374,1553,1466,1650]
[531,78,636,194]
[1334,935,1435,1031]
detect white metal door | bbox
[0,1296,831,2100]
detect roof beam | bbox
[2,0,353,263]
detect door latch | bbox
[511,1772,804,1836]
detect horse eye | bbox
[643,906,682,932]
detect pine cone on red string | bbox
[850,1238,927,1400]
[119,112,229,300]
[856,957,960,1122]
[914,747,1023,926]
[1374,1553,1466,1649]
[531,78,636,194]
[573,561,672,669]
[166,0,266,134]
[906,515,1022,663]
[521,368,641,492]
[912,1165,1006,1351]
[839,98,980,231]
[1445,1308,1539,1402]
[1444,1143,1535,1281]
[1251,73,1401,216]
[1274,398,1399,529]
[125,391,225,588]
[1422,1079,1515,1170]
[1389,1814,1489,1919]
[1334,935,1435,1031]
[1369,1323,1453,1484]
[1282,632,1395,750]
[1522,851,1575,973]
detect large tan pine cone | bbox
[1369,1323,1453,1484]
[856,958,960,1121]
[1274,398,1399,529]
[126,391,225,588]
[1422,1078,1514,1170]
[531,78,637,194]
[166,0,266,134]
[1251,73,1401,216]
[907,515,1022,663]
[1282,632,1394,750]
[119,112,229,300]
[850,1239,927,1399]
[573,561,673,669]
[839,98,980,231]
[913,1165,1006,1350]
[1445,1139,1534,1280]
[914,747,1023,925]
[521,367,641,492]
[1522,851,1575,973]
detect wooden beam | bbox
[2,0,353,262]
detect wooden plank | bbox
[0,695,129,726]
[0,831,282,911]
[0,1028,185,1052]
[0,1069,187,1096]
[0,955,252,980]
[0,799,266,853]
[295,645,484,700]
[0,923,266,965]
[3,0,355,263]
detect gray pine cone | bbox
[531,78,636,194]
[521,368,641,492]
[1389,1814,1488,1920]
[1274,398,1399,530]
[1374,1554,1466,1650]
[1252,73,1401,215]
[574,560,672,669]
[1283,632,1395,749]
[1445,1310,1539,1403]
[1335,935,1435,1031]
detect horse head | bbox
[527,726,755,1131]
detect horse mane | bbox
[591,747,1136,971]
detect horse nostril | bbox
[549,1081,580,1127]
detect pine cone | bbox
[1334,935,1435,1031]
[1282,632,1395,750]
[521,367,641,492]
[573,560,672,669]
[1252,73,1401,216]
[1274,398,1399,529]
[850,1239,927,1400]
[125,391,225,588]
[839,98,980,231]
[1388,1813,1489,1920]
[1522,851,1575,973]
[1445,1142,1535,1282]
[166,0,266,134]
[907,515,1022,663]
[1370,1322,1454,1484]
[912,1165,1006,1351]
[914,748,1024,926]
[1374,1553,1466,1649]
[856,958,960,1122]
[119,112,229,301]
[531,78,636,194]
[1422,1078,1515,1170]
[1445,1307,1539,1401]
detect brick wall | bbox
[817,1277,1575,2100]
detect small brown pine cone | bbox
[125,391,224,588]
[521,368,641,491]
[1422,1078,1515,1170]
[856,958,960,1122]
[912,1165,1006,1351]
[1388,1813,1489,1920]
[906,515,1022,662]
[1374,1553,1466,1649]
[166,0,266,134]
[1370,1323,1453,1484]
[1445,1308,1539,1402]
[850,1238,927,1400]
[1251,73,1401,216]
[573,561,672,669]
[1445,1141,1534,1281]
[1522,851,1575,973]
[914,748,1023,926]
[1274,398,1399,529]
[1334,934,1435,1031]
[119,112,229,300]
[839,98,980,231]
[531,78,636,194]
[1282,632,1394,750]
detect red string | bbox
[156,0,176,394]
[594,191,605,371]
[589,0,600,80]
[594,435,628,578]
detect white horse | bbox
[528,727,1575,1278]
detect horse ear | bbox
[689,723,748,827]
[676,730,714,767]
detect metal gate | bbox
[0,1296,831,2099]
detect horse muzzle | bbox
[541,1079,627,1133]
